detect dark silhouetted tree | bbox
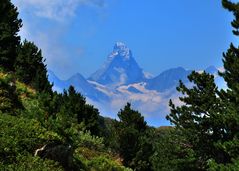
[115,103,151,170]
[15,40,52,93]
[60,86,100,135]
[0,0,22,71]
[167,71,225,170]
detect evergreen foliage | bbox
[60,86,100,135]
[167,71,225,169]
[15,40,52,93]
[132,128,154,171]
[166,1,239,170]
[0,155,64,171]
[115,103,152,170]
[0,72,22,114]
[0,114,62,165]
[0,0,22,71]
[85,156,132,171]
[151,127,196,171]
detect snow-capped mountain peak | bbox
[110,42,131,60]
[89,42,145,86]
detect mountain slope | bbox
[146,67,192,92]
[48,71,109,102]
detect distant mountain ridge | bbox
[146,67,192,92]
[48,42,223,126]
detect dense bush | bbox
[208,159,239,171]
[86,156,132,171]
[0,114,62,164]
[0,73,22,114]
[0,155,64,171]
[151,127,196,171]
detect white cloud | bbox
[13,0,105,21]
[12,0,107,79]
[100,82,174,118]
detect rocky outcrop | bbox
[34,142,73,170]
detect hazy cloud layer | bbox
[13,0,105,21]
[12,0,106,78]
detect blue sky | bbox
[13,0,236,79]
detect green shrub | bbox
[77,131,104,150]
[21,98,46,124]
[0,155,64,171]
[16,81,36,98]
[0,114,62,164]
[150,128,196,171]
[0,73,22,114]
[208,158,239,171]
[86,156,132,171]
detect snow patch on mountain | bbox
[112,42,131,60]
[88,80,114,97]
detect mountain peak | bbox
[89,42,145,86]
[114,42,128,50]
[146,67,192,91]
[109,42,131,60]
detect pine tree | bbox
[15,40,52,93]
[166,72,227,170]
[115,103,149,170]
[166,1,239,169]
[220,0,239,112]
[0,0,22,71]
[60,86,100,135]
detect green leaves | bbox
[167,70,232,169]
[115,103,152,170]
[0,72,22,114]
[0,114,62,164]
[85,156,132,171]
[151,127,196,171]
[60,86,100,135]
